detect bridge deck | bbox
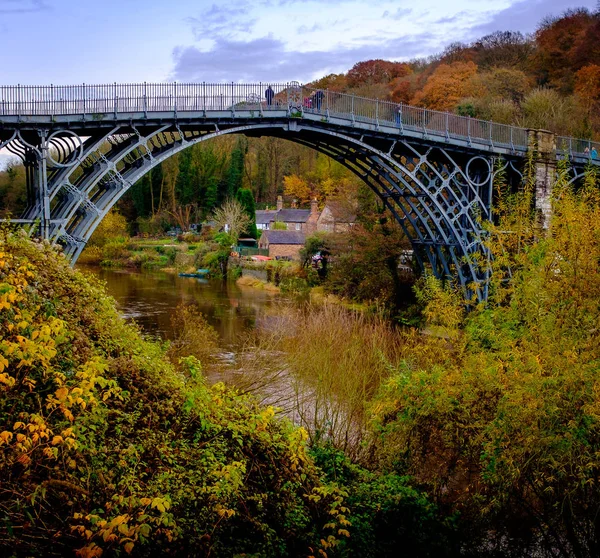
[1,82,597,163]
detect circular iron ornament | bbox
[287,81,303,113]
[48,130,84,168]
[465,155,492,187]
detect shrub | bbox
[0,233,352,557]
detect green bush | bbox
[0,234,352,557]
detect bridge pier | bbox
[527,128,556,229]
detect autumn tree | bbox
[212,198,251,245]
[532,8,600,92]
[471,31,533,69]
[346,59,411,88]
[574,63,600,107]
[411,61,479,111]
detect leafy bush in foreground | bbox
[0,233,351,557]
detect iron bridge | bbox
[0,82,597,300]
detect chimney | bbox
[310,198,319,215]
[276,195,283,211]
[291,199,298,209]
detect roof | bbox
[322,201,357,223]
[275,209,311,223]
[255,210,279,225]
[261,230,306,245]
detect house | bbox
[255,196,320,233]
[256,209,279,231]
[316,200,356,233]
[258,230,306,260]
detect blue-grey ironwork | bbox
[1,82,598,299]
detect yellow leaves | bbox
[123,542,134,554]
[0,430,13,445]
[55,387,69,402]
[0,372,15,387]
[75,542,103,558]
[283,174,312,204]
[150,497,171,513]
[215,506,236,518]
[52,435,64,445]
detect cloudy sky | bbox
[0,0,596,85]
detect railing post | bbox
[489,122,493,148]
[445,112,449,142]
[114,82,118,120]
[50,84,54,119]
[467,116,472,146]
[203,82,206,115]
[351,94,355,124]
[143,82,148,118]
[82,83,86,120]
[231,81,235,117]
[174,81,178,118]
[398,102,404,133]
[375,98,379,129]
[510,126,514,152]
[17,83,21,121]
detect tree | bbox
[235,188,258,239]
[411,61,479,111]
[175,148,195,205]
[346,60,411,87]
[532,8,600,92]
[574,63,600,107]
[283,174,311,204]
[225,137,246,199]
[368,165,600,555]
[212,198,251,245]
[472,31,533,69]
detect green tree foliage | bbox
[175,148,195,205]
[235,188,258,239]
[0,162,27,217]
[225,137,246,200]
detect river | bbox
[78,265,280,347]
[79,265,363,453]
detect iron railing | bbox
[556,135,600,161]
[0,82,596,157]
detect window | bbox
[295,223,301,231]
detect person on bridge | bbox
[592,146,598,160]
[395,103,402,126]
[265,86,274,107]
[313,90,324,110]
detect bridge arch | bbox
[25,121,494,298]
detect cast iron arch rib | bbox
[41,122,492,299]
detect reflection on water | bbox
[77,266,280,348]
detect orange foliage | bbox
[346,59,411,87]
[309,73,348,92]
[574,64,600,106]
[411,61,478,111]
[533,8,599,92]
